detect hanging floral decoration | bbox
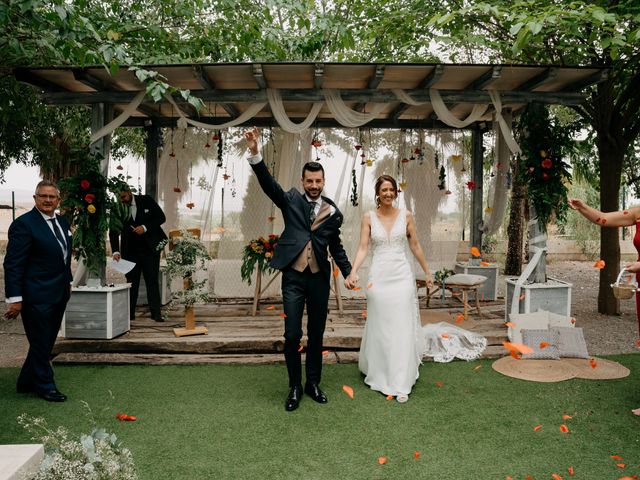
[350,169,358,206]
[517,104,573,230]
[438,165,446,190]
[466,181,476,191]
[216,130,224,168]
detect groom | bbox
[245,128,352,411]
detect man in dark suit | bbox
[109,185,167,322]
[3,180,73,402]
[245,128,353,411]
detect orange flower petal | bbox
[533,424,542,432]
[333,266,339,278]
[503,341,533,355]
[610,455,624,460]
[480,261,490,266]
[456,313,465,323]
[435,381,444,387]
[616,477,634,480]
[353,287,361,292]
[568,466,574,476]
[562,414,573,420]
[297,344,304,352]
[519,293,526,300]
[377,456,387,465]
[509,350,522,360]
[322,350,330,357]
[473,365,482,371]
[362,310,367,318]
[413,451,421,460]
[470,246,481,257]
[441,333,450,339]
[504,321,515,327]
[551,474,563,480]
[616,463,626,468]
[540,341,551,349]
[559,424,569,433]
[635,339,640,348]
[594,260,605,269]
[386,395,393,401]
[342,385,354,399]
[506,477,513,480]
[367,283,373,289]
[590,358,598,369]
[279,313,287,318]
[266,305,276,310]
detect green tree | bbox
[425,0,640,314]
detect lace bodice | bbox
[369,209,408,258]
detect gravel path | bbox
[0,261,638,368]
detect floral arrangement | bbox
[59,153,113,277]
[517,104,573,230]
[434,268,455,284]
[159,229,212,306]
[240,234,279,285]
[18,413,138,480]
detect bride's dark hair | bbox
[374,175,398,208]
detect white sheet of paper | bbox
[108,258,136,275]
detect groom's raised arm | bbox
[245,127,286,209]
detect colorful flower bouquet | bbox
[240,235,279,285]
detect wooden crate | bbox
[505,277,572,320]
[454,262,499,301]
[60,285,130,339]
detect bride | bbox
[345,175,486,403]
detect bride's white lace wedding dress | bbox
[358,209,486,397]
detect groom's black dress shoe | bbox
[285,385,303,412]
[304,383,328,404]
[37,389,67,402]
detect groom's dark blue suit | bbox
[4,207,73,394]
[251,159,352,388]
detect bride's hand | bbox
[425,272,434,288]
[345,272,359,290]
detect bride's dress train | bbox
[358,210,486,397]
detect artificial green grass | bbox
[1,355,639,479]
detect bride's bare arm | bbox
[406,212,432,284]
[344,213,371,289]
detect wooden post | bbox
[470,125,484,266]
[251,264,262,317]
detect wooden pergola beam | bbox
[252,63,267,89]
[389,65,445,121]
[14,69,67,93]
[40,88,587,106]
[314,63,324,89]
[191,65,239,118]
[353,64,385,112]
[561,69,609,92]
[515,67,558,91]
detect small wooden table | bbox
[419,279,485,319]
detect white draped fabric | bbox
[267,89,323,134]
[481,114,512,235]
[428,89,489,128]
[90,90,146,143]
[488,90,522,155]
[323,89,387,127]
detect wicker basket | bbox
[611,269,638,300]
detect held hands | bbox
[424,271,434,289]
[244,127,260,156]
[344,272,359,290]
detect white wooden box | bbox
[454,262,499,301]
[505,277,572,320]
[60,284,130,339]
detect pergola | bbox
[15,62,608,251]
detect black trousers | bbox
[125,250,162,319]
[281,266,330,387]
[18,298,68,393]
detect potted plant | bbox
[160,229,211,337]
[58,153,131,339]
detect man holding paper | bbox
[109,184,167,322]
